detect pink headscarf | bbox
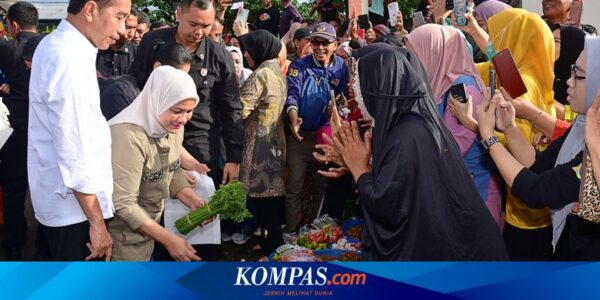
[474,0,512,24]
[405,24,486,103]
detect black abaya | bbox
[354,46,507,261]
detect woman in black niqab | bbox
[338,46,508,260]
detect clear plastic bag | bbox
[272,245,320,262]
[164,171,221,245]
[0,98,13,150]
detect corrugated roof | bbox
[0,0,68,20]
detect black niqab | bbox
[354,46,508,261]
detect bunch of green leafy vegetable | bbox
[175,180,251,235]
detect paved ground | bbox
[0,194,360,261]
[0,194,266,261]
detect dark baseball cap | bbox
[310,22,337,42]
[293,28,311,41]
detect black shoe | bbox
[5,248,22,261]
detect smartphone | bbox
[388,2,399,27]
[358,14,370,30]
[491,48,528,99]
[450,84,468,103]
[487,67,495,111]
[489,68,495,96]
[411,11,425,28]
[453,0,468,26]
[357,28,365,40]
[570,0,583,28]
[236,8,249,23]
[446,0,454,10]
[231,0,244,10]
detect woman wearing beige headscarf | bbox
[108,66,205,261]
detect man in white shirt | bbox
[28,0,131,261]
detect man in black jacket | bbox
[95,8,138,77]
[0,1,41,261]
[129,0,242,187]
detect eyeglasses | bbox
[571,64,586,86]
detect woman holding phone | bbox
[475,37,600,259]
[404,24,502,225]
[471,9,557,261]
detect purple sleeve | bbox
[292,7,303,22]
[443,85,482,156]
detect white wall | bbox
[523,0,599,32]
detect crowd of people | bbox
[0,0,599,262]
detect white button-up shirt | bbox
[28,20,114,227]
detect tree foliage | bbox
[132,0,420,27]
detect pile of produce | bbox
[341,218,364,243]
[270,245,320,262]
[271,215,364,261]
[296,225,343,250]
[270,246,361,262]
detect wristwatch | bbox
[481,135,500,150]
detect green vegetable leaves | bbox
[175,181,252,235]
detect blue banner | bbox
[1,262,599,299]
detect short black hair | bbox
[179,0,215,10]
[129,7,140,17]
[150,21,170,31]
[8,1,39,29]
[67,0,111,14]
[137,11,150,25]
[153,42,193,69]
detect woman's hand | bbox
[495,94,517,132]
[533,132,550,151]
[165,234,201,262]
[449,94,479,132]
[191,162,210,175]
[317,166,350,179]
[476,88,501,138]
[314,134,346,167]
[333,121,372,181]
[497,87,535,120]
[233,20,249,36]
[184,170,197,185]
[455,13,479,35]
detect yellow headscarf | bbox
[478,8,555,106]
[477,9,556,230]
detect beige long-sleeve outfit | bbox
[108,123,191,261]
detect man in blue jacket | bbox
[284,22,348,232]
